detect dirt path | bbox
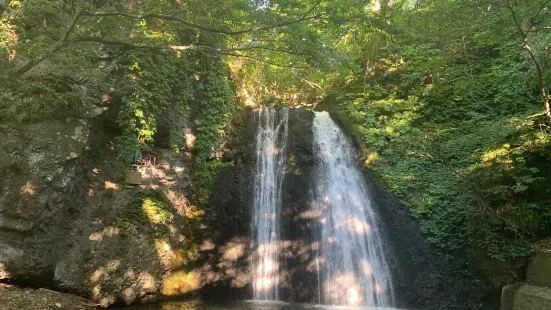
[0,284,98,310]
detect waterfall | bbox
[312,111,395,307]
[251,106,289,300]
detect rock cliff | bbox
[0,107,495,309]
[0,116,196,306]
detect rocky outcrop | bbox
[0,107,497,309]
[0,116,199,306]
[0,118,91,282]
[53,148,197,307]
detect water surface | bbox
[120,300,402,310]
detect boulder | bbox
[515,285,551,309]
[501,283,525,310]
[155,169,166,180]
[527,250,551,287]
[158,161,170,170]
[140,168,155,185]
[75,102,107,119]
[501,283,551,310]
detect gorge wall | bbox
[0,106,495,309]
[202,107,496,310]
[0,114,197,306]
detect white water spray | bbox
[312,111,395,307]
[251,107,289,300]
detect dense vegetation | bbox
[1,0,549,278]
[318,0,551,264]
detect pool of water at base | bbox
[115,300,403,310]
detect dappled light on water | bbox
[312,112,395,307]
[253,243,280,294]
[116,300,404,310]
[251,107,289,300]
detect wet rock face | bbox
[279,109,317,302]
[204,108,496,310]
[201,107,316,301]
[363,173,496,310]
[0,118,91,283]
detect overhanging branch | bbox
[72,37,311,68]
[79,1,321,36]
[6,36,310,79]
[504,0,551,119]
[5,1,319,79]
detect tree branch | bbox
[70,37,300,55]
[504,0,551,119]
[525,0,551,36]
[74,38,310,67]
[79,1,320,36]
[204,49,310,68]
[7,7,83,80]
[504,0,526,40]
[70,36,195,50]
[200,45,300,55]
[61,6,82,42]
[5,2,319,79]
[6,35,310,80]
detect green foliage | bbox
[191,62,236,204]
[119,188,172,237]
[115,50,189,163]
[194,67,235,161]
[0,75,97,122]
[344,95,424,149]
[324,0,551,263]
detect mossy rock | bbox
[119,189,172,230]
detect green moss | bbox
[119,189,173,237]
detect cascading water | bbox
[251,107,289,301]
[312,111,395,307]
